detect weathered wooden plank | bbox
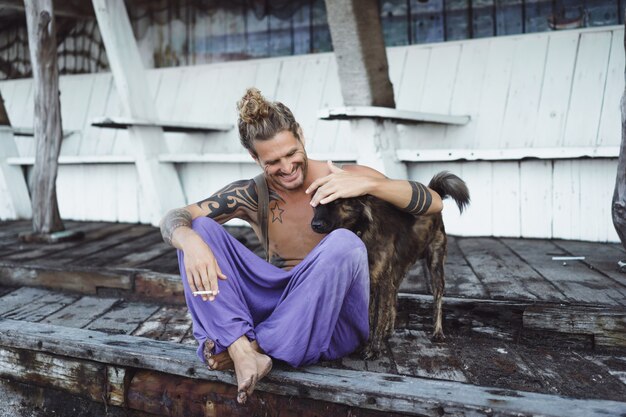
[0,264,132,294]
[116,238,172,268]
[42,295,120,328]
[133,271,185,305]
[552,240,626,287]
[65,224,155,264]
[583,355,626,386]
[1,320,625,417]
[75,228,163,268]
[388,329,467,382]
[136,250,179,275]
[3,222,130,264]
[0,287,77,321]
[132,305,191,343]
[126,368,404,417]
[456,237,567,302]
[502,238,626,306]
[523,305,626,349]
[86,301,160,335]
[443,235,489,298]
[0,346,105,402]
[0,220,32,240]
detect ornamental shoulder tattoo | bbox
[196,179,259,221]
[404,181,433,215]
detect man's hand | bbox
[306,161,377,206]
[181,231,227,302]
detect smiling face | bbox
[253,130,309,191]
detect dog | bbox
[311,172,469,358]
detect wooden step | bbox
[0,319,624,417]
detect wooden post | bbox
[92,0,185,225]
[23,0,64,234]
[0,92,32,219]
[324,0,406,178]
[324,0,394,108]
[613,16,626,258]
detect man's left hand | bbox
[306,161,374,206]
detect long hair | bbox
[237,88,301,156]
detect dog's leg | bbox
[363,283,382,359]
[428,244,446,342]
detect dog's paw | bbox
[431,331,446,343]
[361,344,381,360]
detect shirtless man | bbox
[160,88,443,404]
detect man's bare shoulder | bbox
[341,164,387,178]
[189,178,259,224]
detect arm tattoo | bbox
[160,208,192,246]
[196,179,258,220]
[404,181,433,215]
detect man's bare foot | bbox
[227,336,272,404]
[203,338,263,371]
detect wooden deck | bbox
[0,219,625,416]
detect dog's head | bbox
[310,196,373,235]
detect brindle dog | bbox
[311,171,469,358]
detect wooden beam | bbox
[396,146,620,162]
[323,0,406,178]
[90,116,233,133]
[319,107,471,125]
[523,305,626,349]
[1,319,625,417]
[92,0,185,225]
[324,0,394,108]
[0,96,32,219]
[24,0,64,234]
[613,22,626,252]
[0,0,94,19]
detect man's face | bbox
[253,130,308,191]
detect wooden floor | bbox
[0,219,625,416]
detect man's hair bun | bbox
[237,87,270,124]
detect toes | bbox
[237,390,247,404]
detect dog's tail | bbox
[428,171,470,213]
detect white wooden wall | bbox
[0,25,622,242]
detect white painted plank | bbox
[292,56,330,151]
[58,75,95,156]
[443,41,489,148]
[491,162,520,237]
[395,47,430,112]
[315,57,343,154]
[532,31,578,148]
[78,73,115,156]
[94,78,121,155]
[253,60,283,101]
[552,160,580,240]
[115,164,139,223]
[472,38,515,149]
[458,162,494,236]
[597,28,625,147]
[562,31,612,147]
[500,34,548,149]
[386,47,407,105]
[520,160,553,239]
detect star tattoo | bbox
[270,201,285,223]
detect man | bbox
[160,88,442,404]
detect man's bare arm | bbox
[160,208,193,246]
[160,179,259,248]
[307,162,442,216]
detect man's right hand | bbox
[180,230,227,302]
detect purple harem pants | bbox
[178,217,370,368]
